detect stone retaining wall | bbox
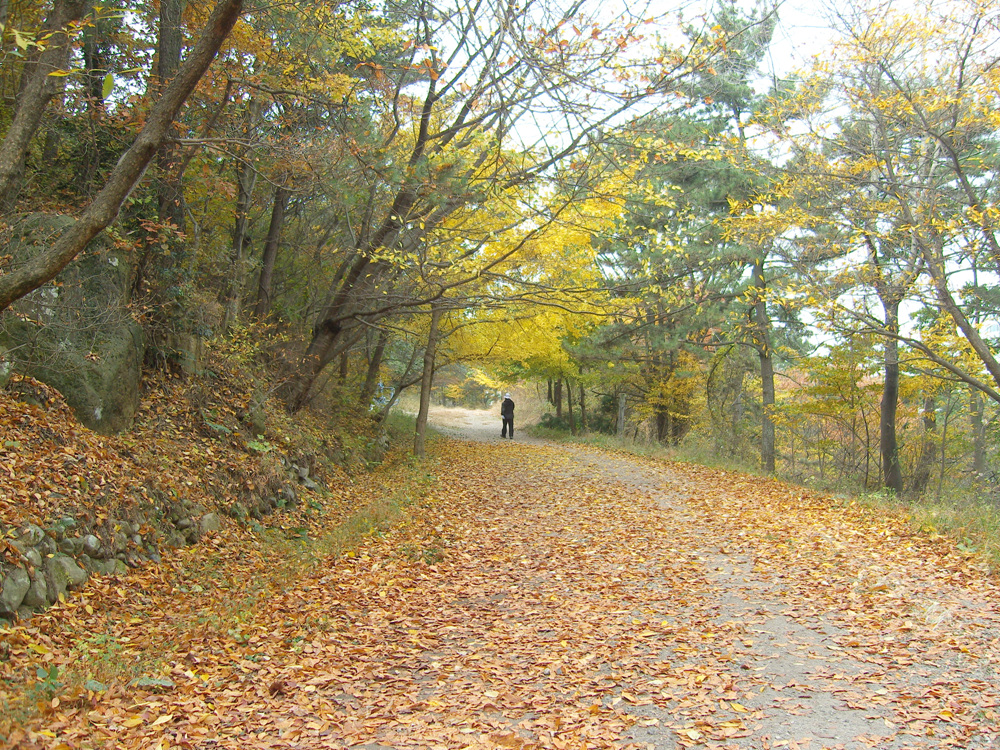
[0,459,321,624]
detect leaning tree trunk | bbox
[414,304,443,458]
[0,0,245,313]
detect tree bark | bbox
[376,340,420,423]
[579,382,587,433]
[751,258,776,474]
[910,395,937,496]
[970,388,986,477]
[414,304,443,458]
[566,378,576,435]
[155,0,188,233]
[880,300,904,495]
[78,12,109,190]
[220,157,257,330]
[0,0,89,212]
[338,351,349,383]
[360,328,389,407]
[656,407,668,443]
[253,185,290,319]
[895,209,1000,403]
[0,0,244,313]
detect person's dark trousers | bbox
[502,417,513,438]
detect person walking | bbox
[500,392,515,439]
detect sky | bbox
[765,0,840,78]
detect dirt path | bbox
[420,407,1000,749]
[9,408,1000,749]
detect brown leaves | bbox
[4,431,1000,748]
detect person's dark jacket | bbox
[501,397,515,419]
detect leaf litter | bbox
[3,430,1000,749]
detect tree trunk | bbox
[285,252,380,410]
[376,341,420,423]
[566,378,576,435]
[938,400,951,500]
[910,395,937,496]
[970,389,986,477]
[656,408,668,443]
[751,258,776,474]
[578,382,587,433]
[78,13,109,191]
[221,158,257,330]
[360,329,389,407]
[0,0,245,313]
[253,185,290,319]
[287,173,430,410]
[156,0,187,87]
[0,0,89,212]
[617,393,626,437]
[414,305,443,458]
[554,379,563,420]
[924,244,1000,401]
[155,0,188,233]
[338,351,349,383]
[880,300,904,495]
